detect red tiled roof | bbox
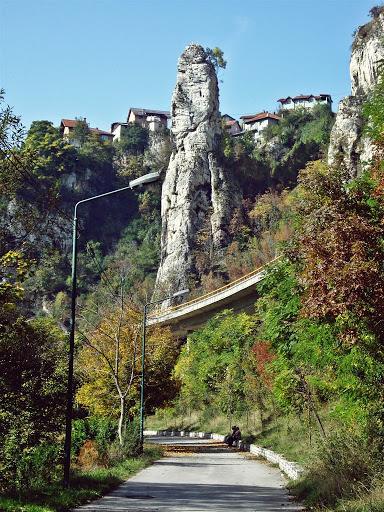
[61,119,79,128]
[61,119,112,137]
[244,112,281,123]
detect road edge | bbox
[144,429,305,480]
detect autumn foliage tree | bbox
[292,160,384,345]
[77,290,179,445]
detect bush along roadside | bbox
[289,430,384,512]
[0,416,161,512]
[0,444,162,512]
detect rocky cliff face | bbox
[328,9,384,177]
[154,44,239,299]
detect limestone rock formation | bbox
[144,131,172,173]
[154,44,239,299]
[328,9,384,177]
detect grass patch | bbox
[0,444,162,512]
[252,413,326,464]
[146,407,263,437]
[289,432,384,512]
[291,477,384,512]
[331,477,384,511]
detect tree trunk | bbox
[118,395,125,446]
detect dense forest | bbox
[1,14,384,510]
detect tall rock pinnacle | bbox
[154,44,239,299]
[328,9,384,177]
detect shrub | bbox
[77,439,100,469]
[72,416,117,464]
[1,440,61,493]
[87,416,116,459]
[293,430,379,507]
[72,419,88,457]
[108,419,140,464]
[122,419,141,457]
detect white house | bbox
[222,114,242,135]
[111,108,171,141]
[128,108,170,131]
[111,122,129,142]
[277,94,332,111]
[240,112,281,140]
[60,119,113,144]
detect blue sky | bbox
[0,0,376,131]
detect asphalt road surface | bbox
[74,437,304,511]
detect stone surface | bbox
[144,130,172,173]
[154,44,239,300]
[328,10,384,177]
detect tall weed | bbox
[293,430,380,507]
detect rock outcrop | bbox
[154,44,239,299]
[328,8,384,177]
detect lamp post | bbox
[63,180,150,488]
[139,288,189,452]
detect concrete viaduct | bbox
[147,257,279,336]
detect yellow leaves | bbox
[0,251,33,303]
[147,325,178,367]
[1,250,30,277]
[76,302,178,417]
[76,381,117,416]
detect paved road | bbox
[74,437,304,511]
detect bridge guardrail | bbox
[149,255,281,319]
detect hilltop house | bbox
[240,112,281,140]
[111,108,171,141]
[60,119,113,144]
[277,94,332,111]
[128,108,170,130]
[110,122,129,141]
[222,114,242,135]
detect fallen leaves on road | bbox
[162,442,229,457]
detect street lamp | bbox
[139,288,189,452]
[62,176,156,487]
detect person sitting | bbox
[224,425,237,447]
[233,426,242,447]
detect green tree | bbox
[174,310,255,417]
[115,124,149,156]
[205,47,227,71]
[69,117,90,146]
[0,306,67,490]
[0,89,24,151]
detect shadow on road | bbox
[81,481,301,511]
